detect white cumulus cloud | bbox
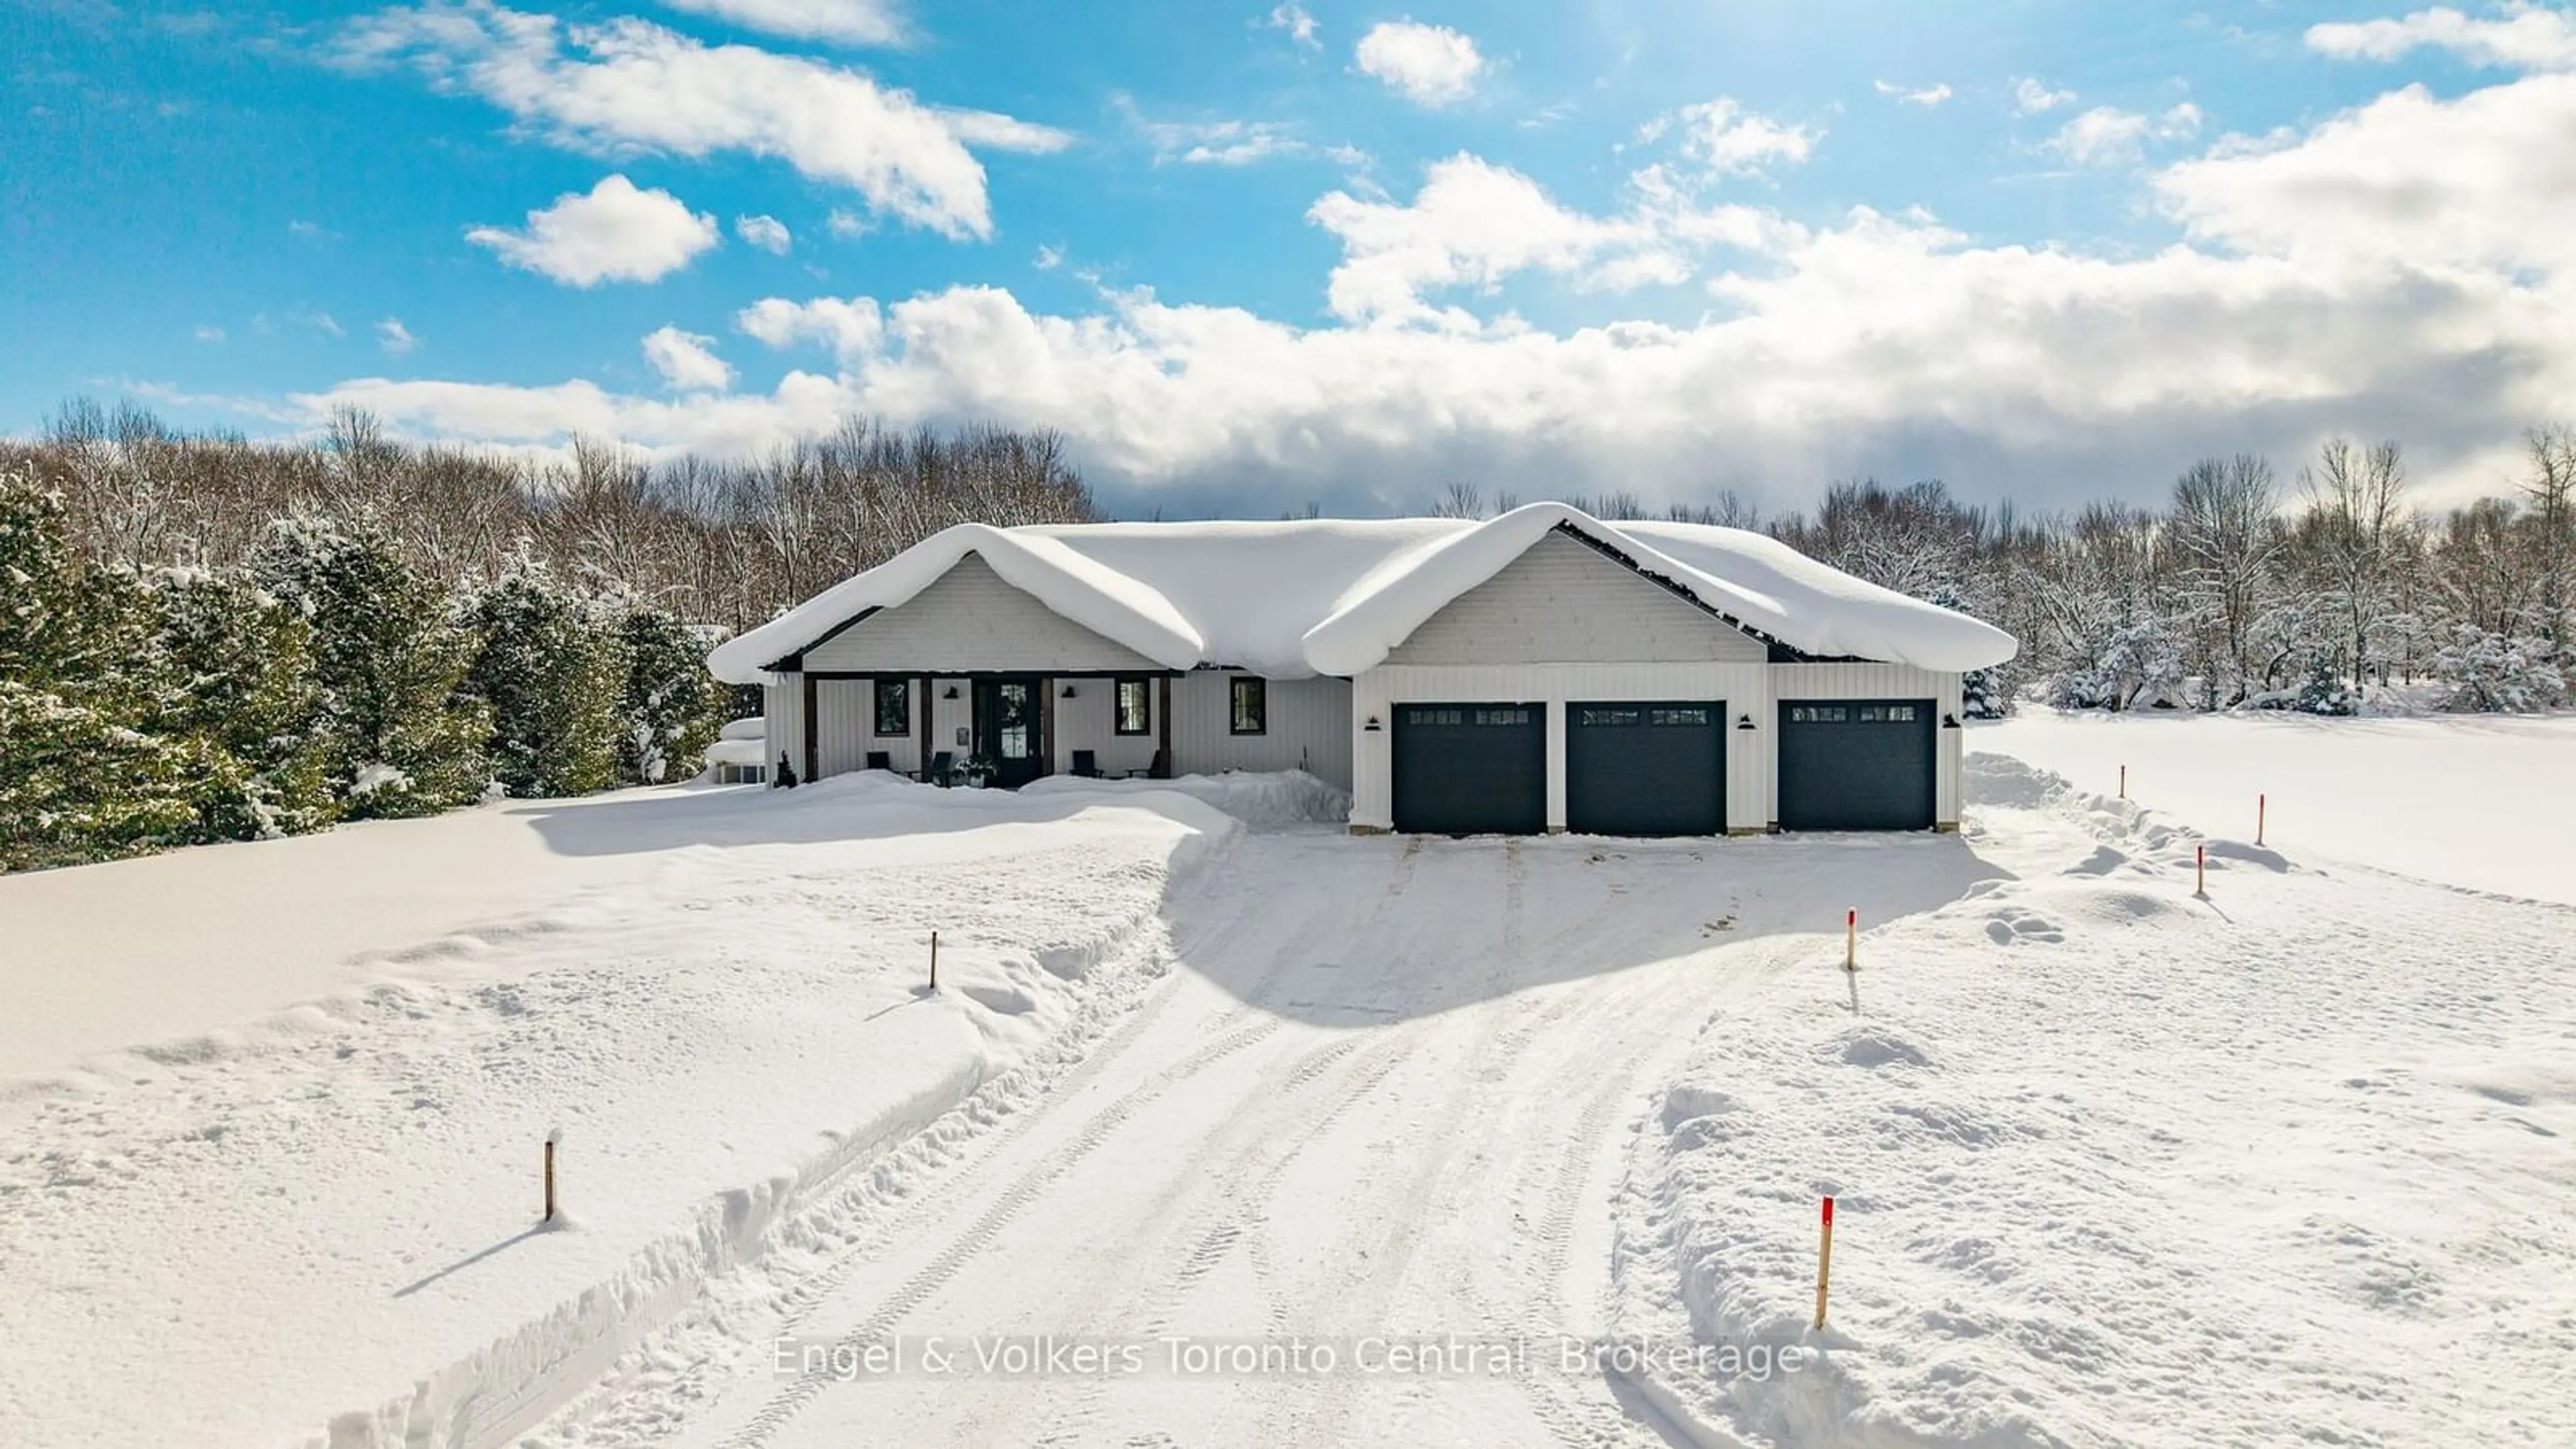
[1354,20,1485,107]
[2306,3,2576,71]
[656,0,906,46]
[736,294,885,357]
[339,0,1068,239]
[1307,152,1797,325]
[268,71,2576,522]
[2043,102,2200,166]
[736,213,794,254]
[468,174,720,286]
[641,325,734,391]
[1640,97,1818,178]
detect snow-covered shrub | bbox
[142,568,335,841]
[2263,659,2358,715]
[2432,624,2567,712]
[1961,665,2006,718]
[616,605,729,785]
[1928,583,2010,717]
[462,550,629,798]
[254,513,492,817]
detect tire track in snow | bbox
[1018,1025,1427,1448]
[549,837,1364,1447]
[709,840,1425,1449]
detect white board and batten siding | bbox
[799,553,1163,676]
[1051,685,1156,777]
[1383,531,1770,667]
[1170,674,1352,788]
[1770,662,1966,828]
[1353,531,1776,832]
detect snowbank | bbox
[1019,767,1352,828]
[1623,750,2576,1447]
[0,775,1245,1448]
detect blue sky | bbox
[5,0,2573,517]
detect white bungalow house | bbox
[704,503,2017,836]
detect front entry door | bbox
[972,677,1045,788]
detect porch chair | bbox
[923,750,955,787]
[1070,749,1101,778]
[865,750,893,773]
[1147,747,1171,780]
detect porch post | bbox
[801,672,819,784]
[917,674,930,777]
[1040,676,1057,778]
[1157,675,1173,777]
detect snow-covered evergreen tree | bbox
[142,568,335,840]
[1,468,196,867]
[1928,582,2008,716]
[462,549,627,798]
[616,606,727,784]
[253,513,490,817]
[2433,624,2567,712]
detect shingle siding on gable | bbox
[1383,530,1769,665]
[800,552,1164,674]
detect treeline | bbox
[1438,429,2576,716]
[1,405,1099,871]
[10,398,2570,870]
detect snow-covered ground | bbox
[5,724,2571,1448]
[0,773,1269,1447]
[1976,710,2576,905]
[1625,749,2576,1446]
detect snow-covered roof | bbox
[703,737,767,767]
[706,502,2017,684]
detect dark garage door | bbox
[1778,700,1935,831]
[1567,701,1725,837]
[1392,702,1545,835]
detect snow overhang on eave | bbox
[704,523,1207,685]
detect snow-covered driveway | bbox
[541,826,2002,1448]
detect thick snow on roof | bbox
[706,504,2017,684]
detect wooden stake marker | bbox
[1843,910,1857,973]
[543,1128,560,1224]
[1813,1195,1835,1332]
[929,930,940,991]
[2196,843,2207,898]
[2118,764,2127,800]
[2257,794,2267,847]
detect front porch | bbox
[784,671,1177,789]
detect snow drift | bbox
[1622,751,2576,1448]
